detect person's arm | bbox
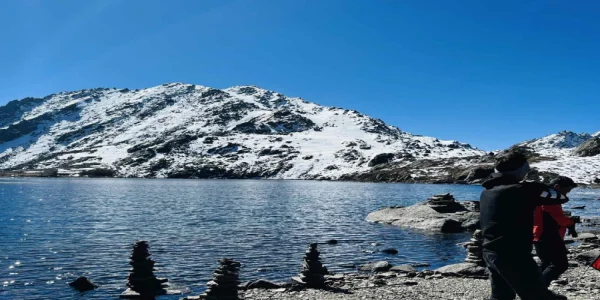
[542,205,575,228]
[522,182,569,206]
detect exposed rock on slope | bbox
[573,137,600,157]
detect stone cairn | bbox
[427,193,460,213]
[292,243,327,288]
[199,258,241,300]
[463,230,485,266]
[120,241,168,299]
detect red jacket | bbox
[533,204,574,241]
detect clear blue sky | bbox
[1,0,598,150]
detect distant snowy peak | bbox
[594,131,600,137]
[518,130,593,152]
[512,130,600,184]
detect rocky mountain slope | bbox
[1,83,597,184]
[0,83,483,179]
[346,130,600,185]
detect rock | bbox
[574,233,599,242]
[403,280,418,286]
[389,265,417,273]
[368,153,395,167]
[435,263,486,278]
[325,274,345,281]
[326,239,338,245]
[381,248,398,255]
[568,261,579,267]
[245,279,283,290]
[69,276,98,292]
[410,263,431,268]
[552,279,569,286]
[461,166,494,182]
[366,199,479,233]
[359,261,392,273]
[575,249,600,264]
[338,263,356,269]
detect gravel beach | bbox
[241,242,600,300]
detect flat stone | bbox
[575,249,600,264]
[574,233,599,241]
[435,263,486,278]
[403,281,418,286]
[389,265,417,273]
[366,201,479,233]
[359,261,392,272]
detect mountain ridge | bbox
[0,83,597,183]
[0,83,484,180]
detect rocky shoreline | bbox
[241,238,600,300]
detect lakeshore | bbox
[242,241,600,300]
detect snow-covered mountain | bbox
[516,130,592,155]
[0,83,484,179]
[513,131,600,184]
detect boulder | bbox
[368,153,395,167]
[245,279,283,290]
[574,233,599,242]
[366,201,480,233]
[359,261,392,272]
[464,166,494,182]
[575,249,600,264]
[389,265,417,273]
[69,276,98,292]
[435,263,487,278]
[381,248,398,255]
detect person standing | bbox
[480,152,568,300]
[533,176,578,287]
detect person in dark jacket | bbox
[480,152,568,300]
[533,176,578,287]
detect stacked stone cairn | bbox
[199,258,241,300]
[427,193,460,213]
[463,230,485,266]
[292,243,327,288]
[120,241,168,299]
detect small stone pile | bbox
[464,230,485,266]
[120,241,168,299]
[199,258,241,300]
[427,193,459,213]
[292,243,327,288]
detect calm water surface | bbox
[0,178,598,299]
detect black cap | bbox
[550,176,578,188]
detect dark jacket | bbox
[480,174,569,254]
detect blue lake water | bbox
[0,178,598,299]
